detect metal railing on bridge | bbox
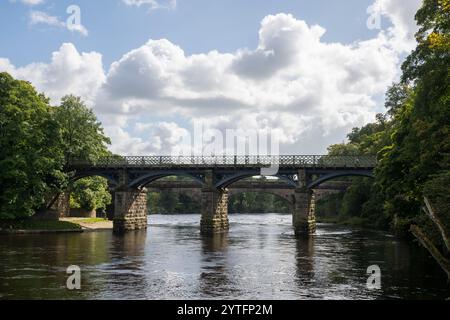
[69,155,377,169]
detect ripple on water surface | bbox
[0,214,448,300]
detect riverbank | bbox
[0,218,112,234]
[316,216,370,227]
[0,219,82,234]
[60,218,113,231]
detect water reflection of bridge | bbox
[64,155,375,236]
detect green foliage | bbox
[318,114,389,228]
[327,143,360,156]
[228,192,290,213]
[0,72,66,219]
[0,73,113,219]
[402,0,450,83]
[316,180,389,229]
[377,0,450,235]
[54,95,112,212]
[54,95,111,164]
[148,192,201,214]
[70,176,111,211]
[319,1,450,238]
[340,179,372,218]
[315,193,344,217]
[420,171,450,246]
[147,190,291,214]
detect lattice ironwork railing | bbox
[69,155,377,168]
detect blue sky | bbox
[1,0,381,66]
[0,0,422,155]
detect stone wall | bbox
[200,188,229,234]
[113,189,148,233]
[292,189,316,236]
[51,193,70,219]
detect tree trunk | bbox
[423,197,450,252]
[410,225,450,280]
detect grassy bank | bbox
[65,217,108,224]
[0,219,82,232]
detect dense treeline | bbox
[318,0,449,243]
[147,191,290,214]
[0,73,112,219]
[315,117,391,228]
[148,192,201,214]
[228,192,290,213]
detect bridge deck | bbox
[70,155,376,169]
[147,180,351,190]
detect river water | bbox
[0,214,448,300]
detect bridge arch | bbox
[70,173,119,188]
[215,171,297,189]
[307,170,374,189]
[128,171,205,189]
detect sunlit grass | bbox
[74,217,108,224]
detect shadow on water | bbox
[294,236,315,288]
[197,233,242,299]
[0,232,114,299]
[94,231,148,299]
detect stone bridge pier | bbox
[200,170,229,234]
[292,189,316,236]
[112,188,148,233]
[292,169,316,236]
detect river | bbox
[0,214,448,300]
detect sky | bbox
[0,0,423,155]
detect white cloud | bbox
[29,10,88,36]
[122,0,177,10]
[66,23,89,37]
[372,0,422,53]
[0,0,422,155]
[29,11,65,27]
[94,12,401,154]
[1,43,105,105]
[10,0,44,6]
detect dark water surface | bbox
[0,214,448,300]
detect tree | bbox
[70,176,112,212]
[377,0,450,234]
[0,73,65,219]
[54,95,111,165]
[53,95,112,213]
[159,192,179,214]
[319,115,389,225]
[327,143,360,156]
[0,72,66,218]
[0,75,117,218]
[410,172,450,279]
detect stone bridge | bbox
[67,155,376,236]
